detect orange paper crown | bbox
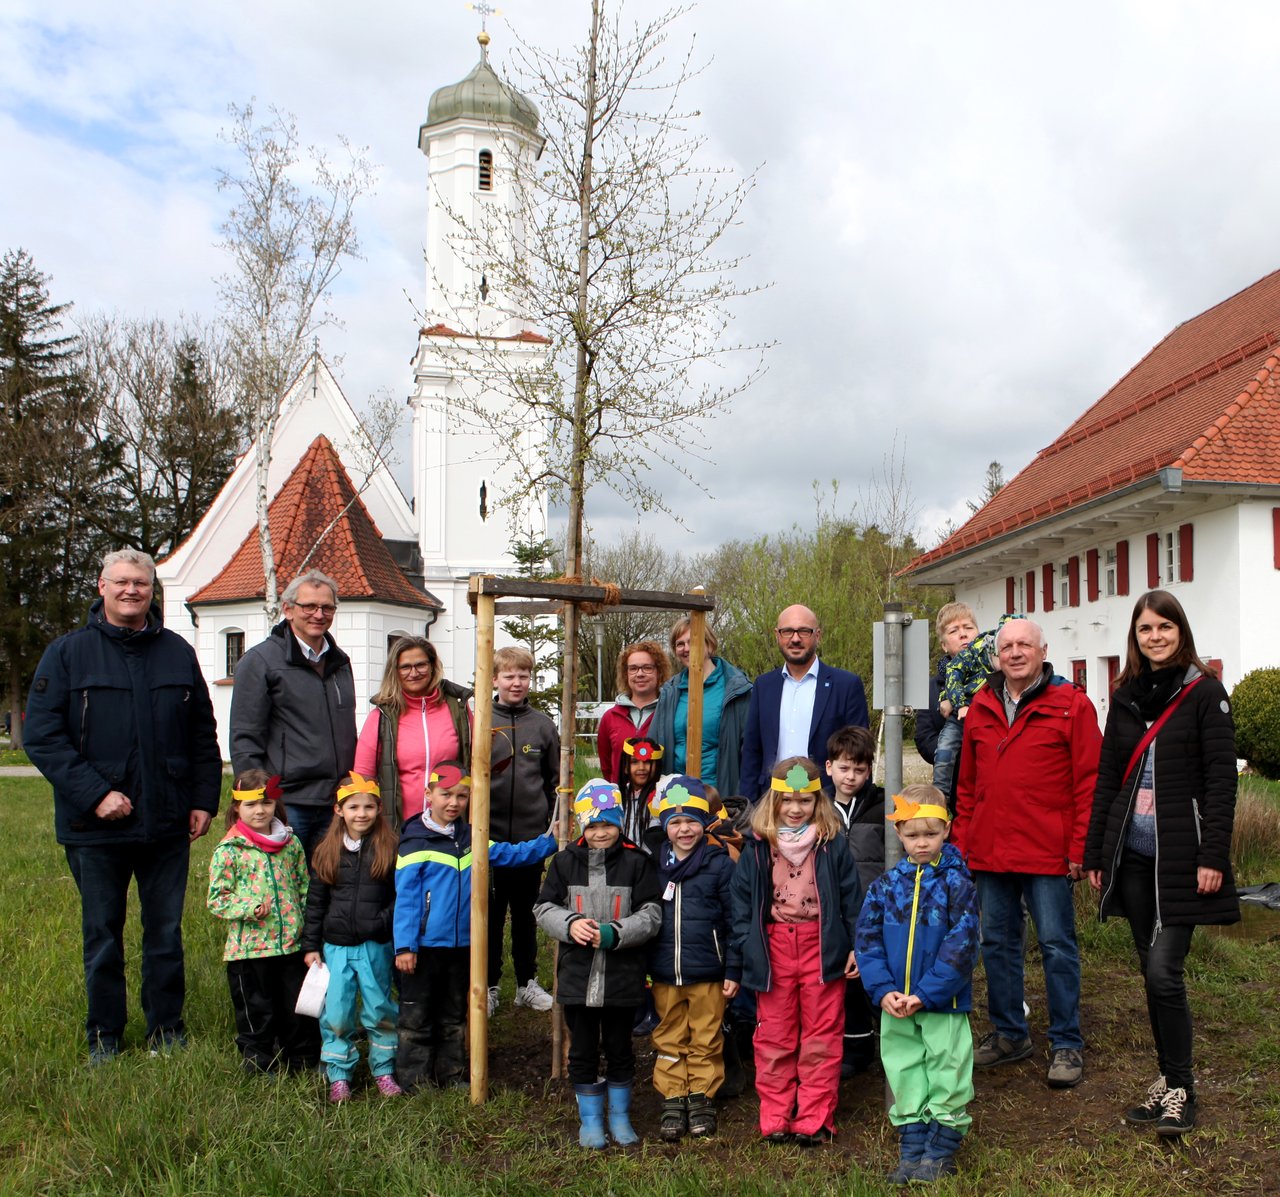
[886,792,951,823]
[336,772,381,803]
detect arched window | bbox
[223,629,246,678]
[478,149,493,191]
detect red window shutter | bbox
[1116,539,1130,596]
[1086,548,1100,602]
[1006,576,1016,612]
[1025,569,1036,613]
[1146,533,1160,588]
[1067,556,1081,607]
[1178,523,1194,582]
[1274,510,1280,569]
[1042,562,1055,612]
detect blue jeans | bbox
[974,871,1082,1051]
[285,804,332,865]
[64,840,190,1051]
[932,714,962,795]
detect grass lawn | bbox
[2,775,1279,1195]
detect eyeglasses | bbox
[397,662,432,675]
[626,664,657,674]
[103,576,153,591]
[776,627,816,639]
[291,603,336,617]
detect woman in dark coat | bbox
[1084,589,1238,1137]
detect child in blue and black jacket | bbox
[855,784,979,1186]
[393,762,556,1092]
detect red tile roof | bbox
[906,268,1280,572]
[421,322,551,344]
[189,435,440,609]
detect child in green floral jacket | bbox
[207,771,320,1072]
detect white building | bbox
[904,267,1280,722]
[157,32,551,755]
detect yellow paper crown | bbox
[232,775,282,804]
[429,764,471,789]
[886,792,951,823]
[336,772,381,803]
[770,764,822,794]
[622,738,663,762]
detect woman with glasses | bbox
[352,637,473,828]
[597,641,670,783]
[651,618,752,797]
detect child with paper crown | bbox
[728,757,863,1146]
[534,779,662,1148]
[646,774,738,1140]
[207,771,319,1074]
[301,772,400,1104]
[393,762,557,1092]
[854,783,980,1185]
[618,735,664,852]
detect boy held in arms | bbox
[928,604,978,803]
[826,725,885,1076]
[487,646,561,1016]
[394,762,556,1092]
[855,785,979,1185]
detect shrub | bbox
[1232,782,1280,882]
[1232,667,1280,780]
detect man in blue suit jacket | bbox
[739,604,870,802]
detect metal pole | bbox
[469,589,496,1104]
[881,600,909,1115]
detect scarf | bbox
[774,823,818,867]
[1131,663,1184,720]
[235,818,291,854]
[660,839,708,886]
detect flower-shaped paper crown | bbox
[655,775,713,827]
[336,772,380,804]
[232,775,283,804]
[770,764,822,794]
[886,792,951,824]
[622,737,663,762]
[574,779,623,829]
[429,764,471,789]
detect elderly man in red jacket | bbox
[952,617,1101,1091]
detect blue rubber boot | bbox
[887,1122,929,1185]
[575,1082,608,1149]
[912,1120,964,1183]
[607,1082,641,1145]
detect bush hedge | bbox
[1232,666,1280,780]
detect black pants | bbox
[226,953,320,1070]
[843,974,876,1068]
[564,1004,637,1086]
[1117,851,1196,1090]
[488,863,542,987]
[397,947,468,1090]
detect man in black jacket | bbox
[26,549,222,1063]
[230,569,357,861]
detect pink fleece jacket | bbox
[353,693,460,821]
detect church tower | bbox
[410,29,550,680]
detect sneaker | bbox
[147,1029,188,1058]
[514,978,554,1011]
[328,1080,352,1104]
[1156,1086,1196,1136]
[88,1041,121,1067]
[659,1095,688,1141]
[973,1032,1034,1068]
[1047,1048,1083,1089]
[1124,1075,1168,1125]
[375,1074,404,1098]
[487,986,500,1017]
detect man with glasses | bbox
[230,569,357,860]
[739,604,869,802]
[25,549,221,1063]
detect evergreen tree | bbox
[500,531,564,713]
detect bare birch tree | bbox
[216,102,373,621]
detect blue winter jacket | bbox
[854,842,979,1013]
[393,818,556,952]
[25,600,221,846]
[648,841,737,986]
[729,833,862,992]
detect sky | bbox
[5,0,1280,558]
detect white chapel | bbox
[157,31,550,758]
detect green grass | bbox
[2,775,1280,1196]
[0,747,31,766]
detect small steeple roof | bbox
[423,31,539,135]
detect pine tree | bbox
[500,531,564,713]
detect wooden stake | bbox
[686,607,707,780]
[469,587,496,1104]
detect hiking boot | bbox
[973,1032,1033,1068]
[328,1080,352,1104]
[486,986,500,1017]
[1047,1048,1083,1089]
[375,1074,404,1098]
[686,1092,716,1137]
[1156,1086,1196,1136]
[1124,1075,1168,1125]
[659,1095,688,1141]
[514,978,554,1011]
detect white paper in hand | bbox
[295,960,330,1018]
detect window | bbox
[225,631,245,678]
[1104,547,1117,597]
[1070,659,1087,690]
[478,149,493,191]
[1163,530,1180,584]
[1059,561,1071,608]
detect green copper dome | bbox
[424,36,539,134]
